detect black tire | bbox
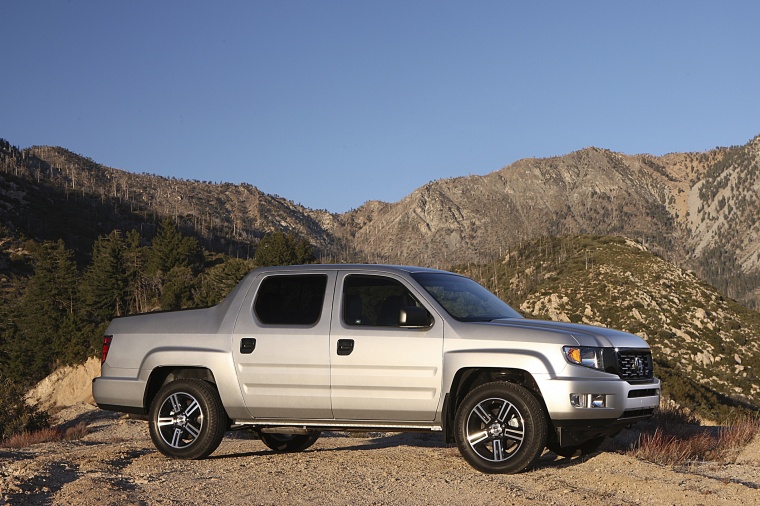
[149,379,227,460]
[547,436,605,458]
[454,381,547,474]
[258,431,320,453]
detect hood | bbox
[485,318,649,349]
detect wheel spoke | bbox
[502,427,524,441]
[171,428,184,448]
[467,430,490,446]
[495,401,514,423]
[472,402,492,424]
[493,439,505,461]
[169,393,183,414]
[157,416,175,427]
[185,421,201,440]
[184,400,201,418]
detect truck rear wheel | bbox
[149,379,227,459]
[258,431,320,452]
[455,381,547,474]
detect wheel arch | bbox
[144,366,218,413]
[138,346,248,420]
[443,367,548,443]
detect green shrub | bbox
[0,377,49,442]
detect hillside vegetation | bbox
[0,218,316,440]
[455,235,760,421]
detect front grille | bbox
[616,349,654,382]
[628,388,658,398]
[620,408,655,419]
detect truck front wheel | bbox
[455,381,547,474]
[149,379,227,459]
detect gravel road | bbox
[1,404,759,505]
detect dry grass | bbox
[63,421,90,440]
[1,422,89,449]
[624,405,760,465]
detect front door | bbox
[329,272,444,422]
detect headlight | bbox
[563,346,605,370]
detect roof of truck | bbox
[250,264,452,275]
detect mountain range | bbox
[3,134,760,308]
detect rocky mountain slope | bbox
[344,148,681,265]
[342,137,760,308]
[0,142,339,261]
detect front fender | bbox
[442,347,564,396]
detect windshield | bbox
[411,272,523,322]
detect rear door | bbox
[329,272,444,422]
[232,271,336,419]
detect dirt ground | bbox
[1,403,759,505]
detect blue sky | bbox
[3,1,759,212]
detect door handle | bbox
[240,338,256,354]
[337,339,354,356]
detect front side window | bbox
[411,272,522,322]
[254,274,327,325]
[342,275,428,327]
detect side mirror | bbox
[399,306,432,328]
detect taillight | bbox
[102,335,113,364]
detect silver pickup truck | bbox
[93,264,660,473]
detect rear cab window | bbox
[254,274,328,325]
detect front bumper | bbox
[536,374,660,446]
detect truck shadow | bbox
[54,406,124,433]
[212,431,599,471]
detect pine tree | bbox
[80,230,129,323]
[147,218,202,275]
[123,229,148,313]
[8,240,83,383]
[159,265,195,310]
[293,236,316,265]
[194,257,253,307]
[254,231,316,267]
[0,377,50,441]
[146,219,203,310]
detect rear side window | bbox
[254,275,327,325]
